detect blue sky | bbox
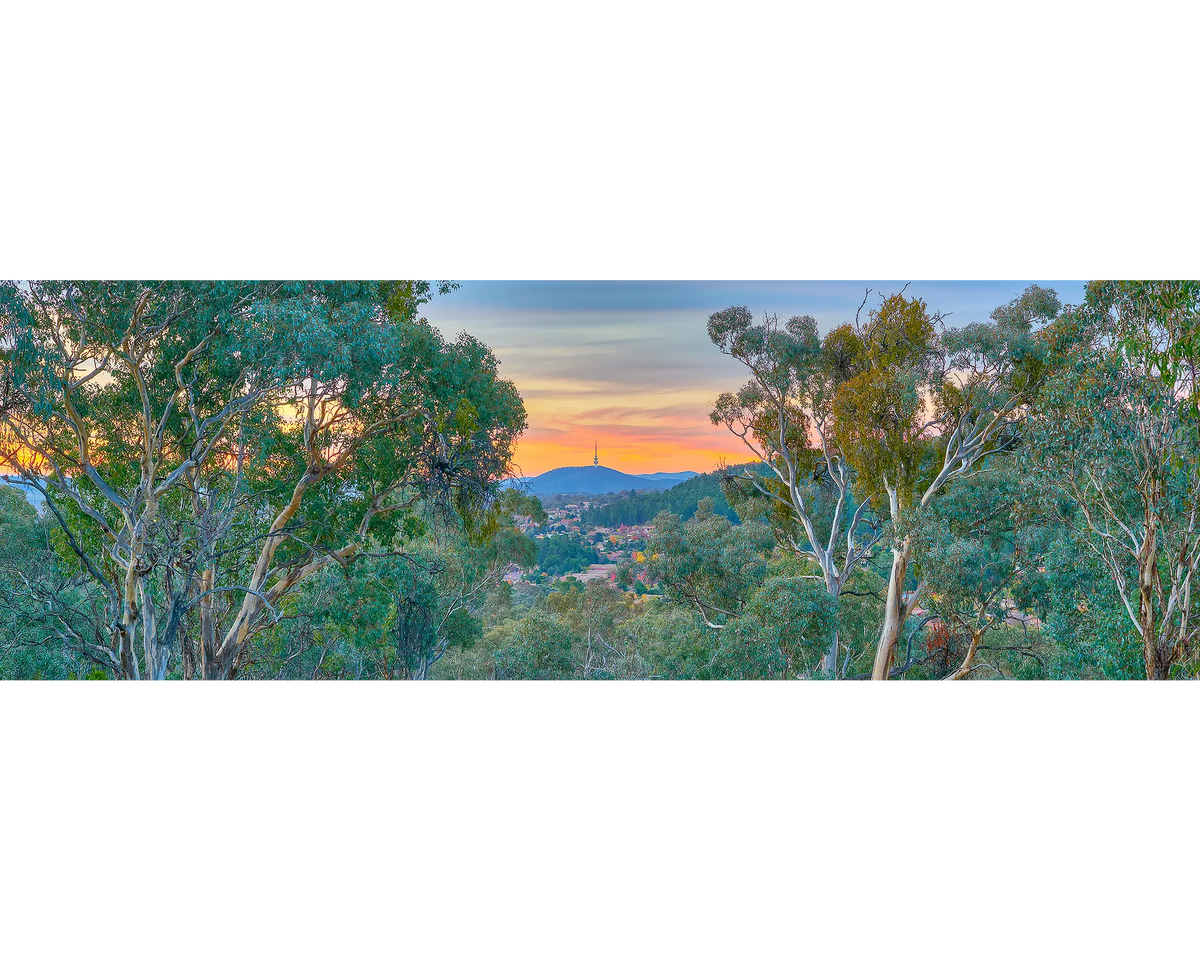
[422,281,1086,476]
[431,281,1087,316]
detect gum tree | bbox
[911,465,1047,679]
[641,500,775,632]
[642,500,836,679]
[1032,281,1200,679]
[708,305,880,676]
[251,489,546,680]
[832,286,1053,680]
[0,281,526,679]
[0,281,290,677]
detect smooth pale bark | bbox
[1137,520,1165,679]
[819,579,845,677]
[944,627,984,681]
[823,625,840,678]
[6,306,257,679]
[871,539,921,681]
[734,457,875,679]
[200,567,220,680]
[1134,513,1187,680]
[710,312,882,679]
[1068,461,1198,680]
[868,406,1021,680]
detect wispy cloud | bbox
[423,281,1087,475]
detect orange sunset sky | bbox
[422,281,1086,478]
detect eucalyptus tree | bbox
[208,291,528,679]
[0,484,92,678]
[491,609,578,680]
[717,555,839,679]
[708,305,880,676]
[545,579,643,679]
[1031,281,1200,679]
[0,281,276,677]
[910,464,1047,680]
[0,281,526,679]
[640,500,775,631]
[832,286,1054,680]
[641,500,836,678]
[0,484,74,676]
[250,489,545,680]
[1032,520,1143,679]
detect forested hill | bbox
[516,465,694,497]
[581,463,766,526]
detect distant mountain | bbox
[582,463,767,527]
[635,471,699,482]
[515,465,690,497]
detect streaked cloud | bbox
[423,281,1087,476]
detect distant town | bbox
[1,281,1186,684]
[508,484,667,592]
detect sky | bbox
[422,281,1088,478]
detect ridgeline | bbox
[580,463,766,527]
[512,464,695,497]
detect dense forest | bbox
[0,279,1197,680]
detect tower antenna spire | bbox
[594,441,598,467]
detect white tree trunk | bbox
[944,627,983,681]
[872,539,915,681]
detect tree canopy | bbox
[1,279,1197,682]
[0,281,526,679]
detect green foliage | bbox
[0,486,90,679]
[830,293,941,510]
[641,500,775,627]
[246,499,536,679]
[624,605,719,680]
[638,500,837,678]
[1030,281,1200,677]
[580,464,764,527]
[721,559,839,678]
[2,278,1197,682]
[709,309,829,481]
[0,280,527,679]
[495,488,548,527]
[1035,532,1143,680]
[913,467,1030,624]
[536,535,599,577]
[492,609,577,680]
[834,288,1047,513]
